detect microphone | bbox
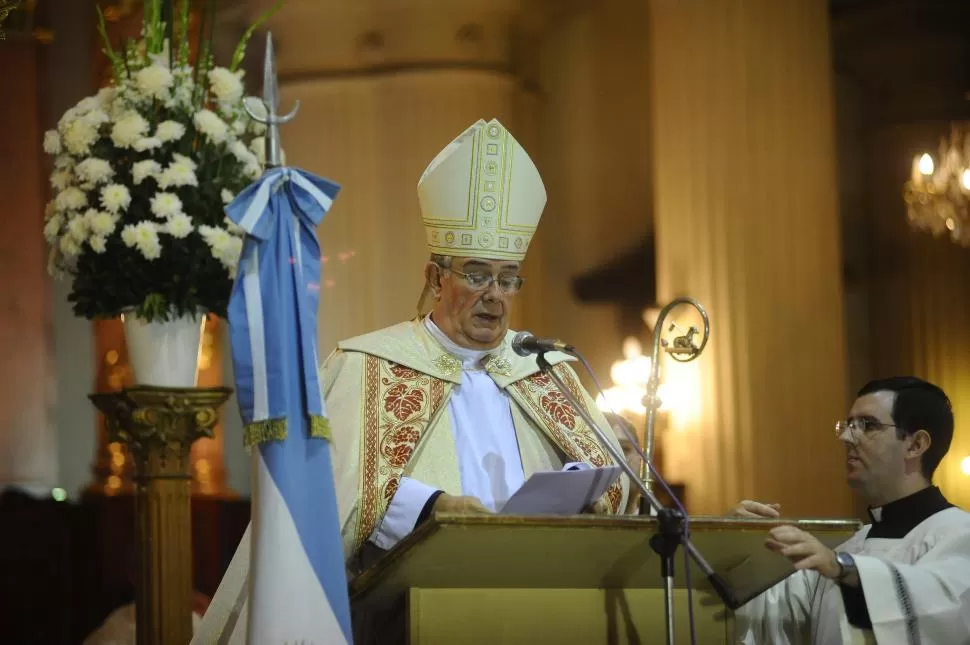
[512,331,575,357]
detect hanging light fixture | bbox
[903,126,970,247]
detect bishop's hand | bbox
[765,524,840,580]
[432,494,491,514]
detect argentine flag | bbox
[225,166,352,643]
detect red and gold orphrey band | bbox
[354,356,448,552]
[510,365,623,514]
[353,357,623,550]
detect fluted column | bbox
[529,0,654,382]
[648,0,852,516]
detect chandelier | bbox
[903,127,970,247]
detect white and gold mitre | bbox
[417,119,546,262]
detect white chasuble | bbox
[735,487,970,645]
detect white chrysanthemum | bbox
[110,112,149,148]
[43,215,63,243]
[244,163,261,180]
[84,209,118,236]
[133,137,163,152]
[155,120,185,143]
[200,225,243,276]
[171,153,197,171]
[134,65,173,100]
[132,160,160,185]
[224,216,245,236]
[165,213,194,239]
[44,200,56,220]
[221,189,234,205]
[81,109,110,127]
[100,184,131,214]
[208,67,244,104]
[50,169,73,191]
[67,215,88,243]
[59,235,81,258]
[193,109,228,143]
[75,158,114,185]
[121,221,162,260]
[61,119,98,155]
[229,140,257,167]
[249,137,266,165]
[158,161,198,188]
[96,87,116,106]
[54,187,86,212]
[150,192,183,218]
[75,96,99,114]
[88,236,108,254]
[120,224,138,248]
[231,118,246,135]
[54,155,74,170]
[43,130,61,154]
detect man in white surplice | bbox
[732,376,970,644]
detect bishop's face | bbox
[429,257,523,350]
[841,391,910,497]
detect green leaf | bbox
[229,0,284,72]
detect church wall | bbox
[0,27,59,496]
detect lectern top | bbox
[351,514,862,612]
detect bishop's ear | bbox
[906,429,932,460]
[424,262,443,297]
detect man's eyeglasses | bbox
[834,417,900,443]
[441,265,525,294]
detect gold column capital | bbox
[90,386,232,465]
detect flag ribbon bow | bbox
[226,166,340,447]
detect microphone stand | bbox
[534,352,735,645]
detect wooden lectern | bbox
[350,514,861,645]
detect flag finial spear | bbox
[245,31,299,168]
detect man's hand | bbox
[432,494,491,514]
[765,524,842,580]
[729,500,782,518]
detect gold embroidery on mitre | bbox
[417,118,546,262]
[354,357,450,552]
[510,365,623,514]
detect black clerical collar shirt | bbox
[866,485,954,539]
[842,485,955,629]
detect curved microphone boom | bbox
[511,331,575,357]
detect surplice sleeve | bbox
[733,568,824,644]
[852,517,970,644]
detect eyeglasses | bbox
[441,265,525,295]
[834,417,900,444]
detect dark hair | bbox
[857,376,954,479]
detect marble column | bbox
[647,0,853,516]
[0,22,57,497]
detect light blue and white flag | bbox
[225,166,352,644]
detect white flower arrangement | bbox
[42,0,281,322]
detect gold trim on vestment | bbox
[510,364,623,514]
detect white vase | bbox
[123,312,206,387]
